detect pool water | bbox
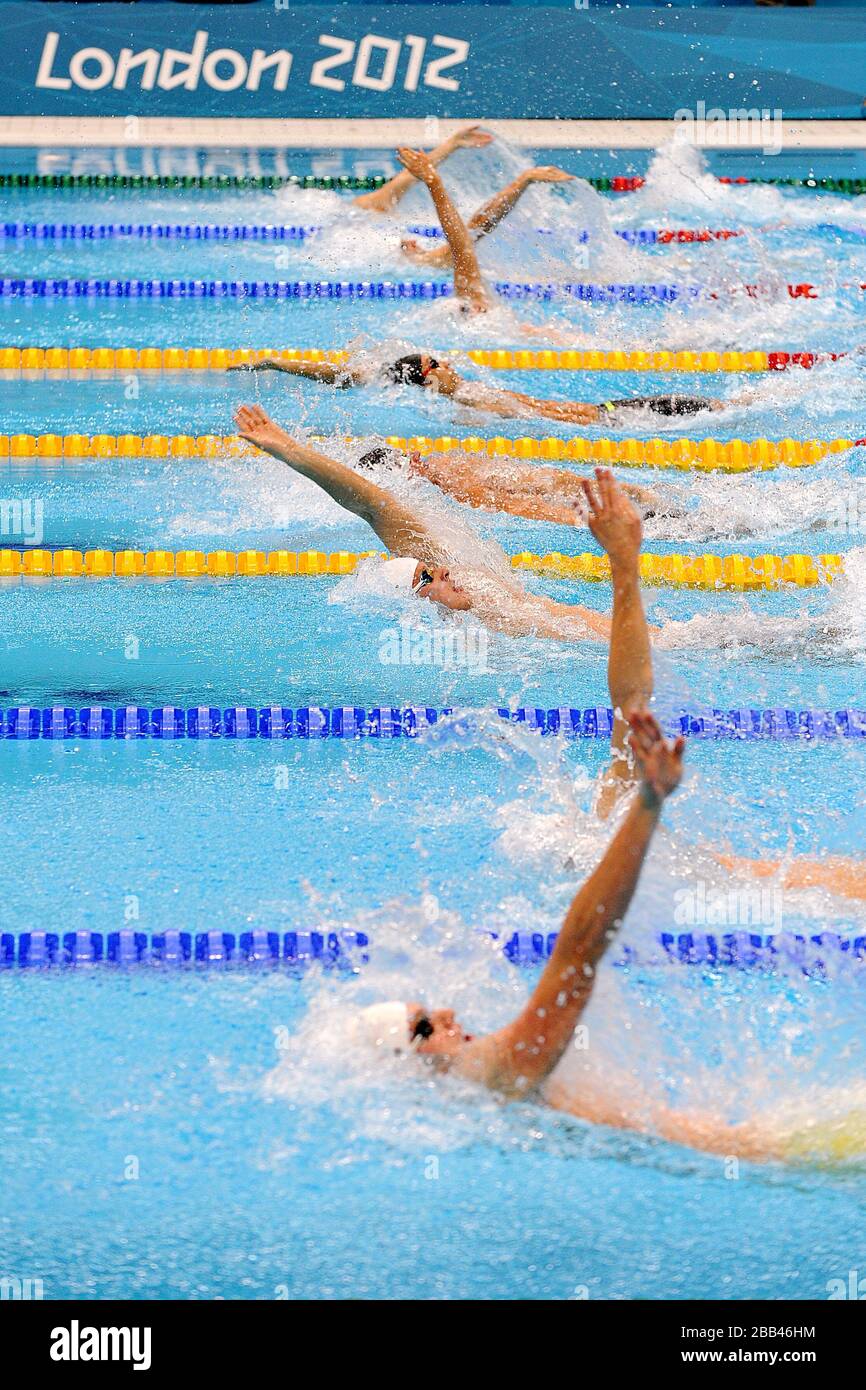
[2,140,866,1301]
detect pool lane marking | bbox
[0,346,847,373]
[1,433,861,471]
[2,705,863,741]
[0,277,855,301]
[0,548,848,589]
[1,926,862,977]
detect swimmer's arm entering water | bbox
[457,713,684,1098]
[353,125,492,213]
[396,147,491,314]
[233,404,437,559]
[227,359,368,387]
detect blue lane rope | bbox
[2,706,866,741]
[0,221,664,246]
[0,277,703,303]
[2,927,862,976]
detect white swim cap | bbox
[357,1000,410,1053]
[377,557,420,591]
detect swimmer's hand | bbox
[234,403,287,455]
[448,125,494,151]
[628,710,685,806]
[579,467,643,569]
[396,147,438,185]
[527,166,575,184]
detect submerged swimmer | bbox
[234,403,660,643]
[356,444,665,523]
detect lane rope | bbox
[0,547,847,588]
[1,927,862,976]
[1,172,863,195]
[0,346,843,374]
[0,220,744,246]
[2,704,864,740]
[2,432,860,471]
[0,277,844,301]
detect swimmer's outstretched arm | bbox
[403,167,574,267]
[233,404,435,558]
[458,713,684,1098]
[353,125,492,213]
[226,359,368,387]
[396,147,491,313]
[578,470,654,818]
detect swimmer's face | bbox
[412,562,472,612]
[408,1002,473,1059]
[423,357,460,396]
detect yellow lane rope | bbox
[1,432,858,472]
[0,346,822,374]
[0,548,845,590]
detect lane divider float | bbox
[0,346,843,374]
[0,220,744,246]
[1,926,862,976]
[0,277,848,302]
[1,432,860,472]
[2,704,864,741]
[0,548,847,589]
[1,172,863,195]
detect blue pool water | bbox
[2,140,866,1301]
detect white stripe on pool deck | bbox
[2,117,866,150]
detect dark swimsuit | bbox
[601,394,712,425]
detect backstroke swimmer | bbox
[233,147,742,424]
[353,123,576,268]
[233,402,662,643]
[355,444,665,523]
[345,475,861,1161]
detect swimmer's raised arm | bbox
[402,166,574,267]
[227,359,368,387]
[579,470,654,818]
[354,125,492,214]
[458,713,684,1097]
[233,404,436,558]
[396,147,491,314]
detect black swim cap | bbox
[383,354,439,386]
[357,446,403,472]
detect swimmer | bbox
[231,344,729,429]
[353,124,574,266]
[356,444,665,523]
[233,403,661,643]
[713,852,866,906]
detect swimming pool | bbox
[2,140,866,1302]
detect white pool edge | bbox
[1,116,865,150]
